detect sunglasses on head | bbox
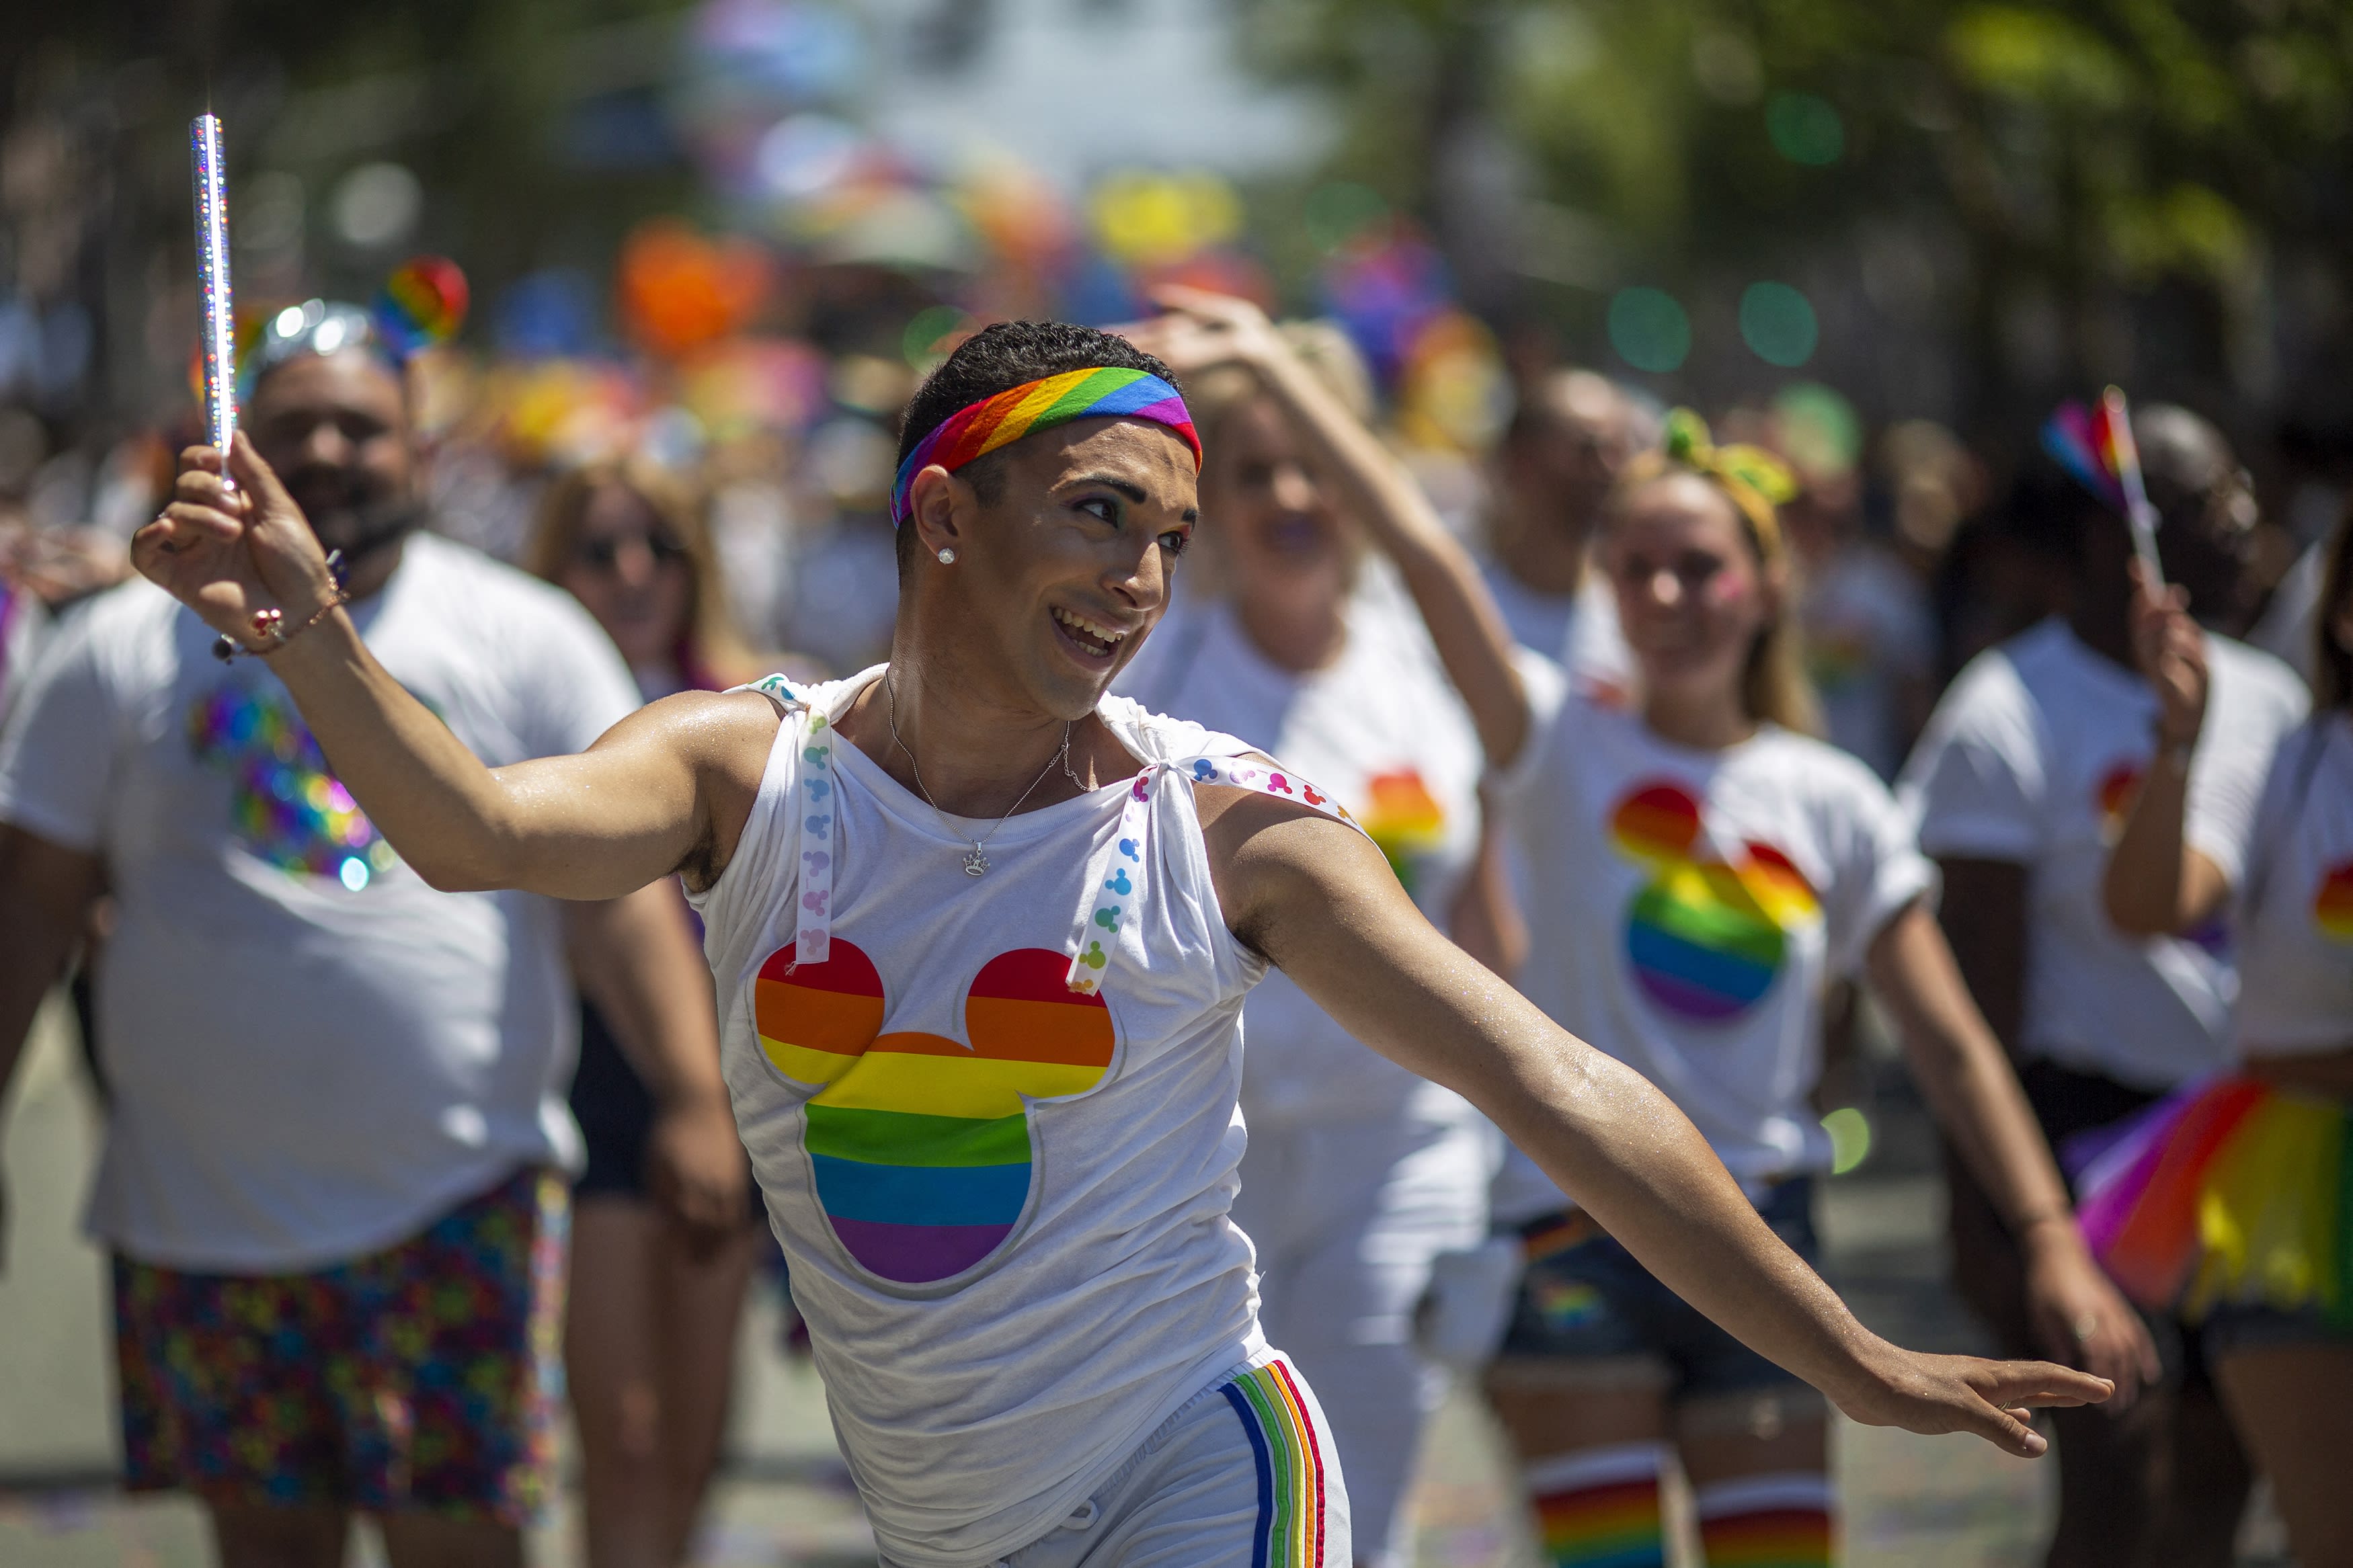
[574,532,690,571]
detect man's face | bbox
[1507,376,1630,542]
[2149,470,2260,629]
[930,417,1199,720]
[245,350,418,558]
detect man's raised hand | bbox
[134,434,341,648]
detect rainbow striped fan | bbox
[2069,1076,2352,1330]
[374,255,469,357]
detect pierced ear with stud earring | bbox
[936,547,957,565]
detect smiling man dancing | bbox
[141,321,2109,1568]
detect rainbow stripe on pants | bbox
[1222,1360,1330,1568]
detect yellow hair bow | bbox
[1633,408,1796,556]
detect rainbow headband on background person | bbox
[889,366,1201,526]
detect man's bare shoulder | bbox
[598,688,787,770]
[592,690,789,891]
[1193,776,1394,948]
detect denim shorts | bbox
[2202,1300,2352,1359]
[1495,1178,1818,1400]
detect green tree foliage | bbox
[1244,0,2353,411]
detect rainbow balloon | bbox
[889,366,1199,525]
[755,939,1114,1285]
[2071,1077,2352,1330]
[374,255,470,358]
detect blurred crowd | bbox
[0,279,2332,772]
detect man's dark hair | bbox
[891,321,1179,576]
[1998,450,2112,573]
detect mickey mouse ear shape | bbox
[374,255,469,357]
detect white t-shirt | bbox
[1494,655,1932,1194]
[2230,712,2353,1057]
[1115,592,1484,1126]
[1802,543,1934,781]
[1478,559,1634,700]
[694,672,1345,1568]
[0,534,641,1270]
[1898,619,2309,1089]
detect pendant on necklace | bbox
[963,848,991,877]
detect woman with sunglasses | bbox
[1138,290,2152,1568]
[525,458,773,1568]
[2094,517,2353,1566]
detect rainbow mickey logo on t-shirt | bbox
[1359,768,1446,895]
[752,939,1114,1287]
[2315,861,2353,944]
[1609,780,1819,1024]
[2096,761,2141,837]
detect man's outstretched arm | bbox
[1200,788,2112,1456]
[138,438,776,898]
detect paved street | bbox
[0,1001,2291,1567]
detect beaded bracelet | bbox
[210,550,350,663]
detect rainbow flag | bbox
[2042,397,2131,516]
[2042,386,2163,582]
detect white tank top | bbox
[688,668,1357,1568]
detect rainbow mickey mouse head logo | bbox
[1610,780,1818,1023]
[2317,860,2353,944]
[752,940,1114,1287]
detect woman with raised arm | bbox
[1113,323,1510,1568]
[2096,518,2353,1566]
[1134,290,2153,1568]
[137,319,2109,1568]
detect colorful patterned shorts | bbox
[113,1166,567,1523]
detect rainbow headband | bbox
[890,367,1200,526]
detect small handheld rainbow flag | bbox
[2040,386,2164,587]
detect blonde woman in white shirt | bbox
[2097,516,2353,1566]
[1135,290,2151,1568]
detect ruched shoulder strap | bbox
[1064,753,1362,995]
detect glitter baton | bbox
[190,113,237,483]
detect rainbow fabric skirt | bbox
[2068,1077,2352,1330]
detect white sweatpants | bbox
[1231,1112,1494,1568]
[908,1354,1353,1568]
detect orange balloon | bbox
[617,219,775,358]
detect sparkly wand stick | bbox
[190,113,236,487]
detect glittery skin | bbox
[190,114,237,458]
[189,684,397,888]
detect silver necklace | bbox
[885,674,1079,876]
